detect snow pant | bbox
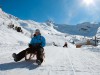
[16,47,44,63]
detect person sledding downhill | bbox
[12,29,46,65]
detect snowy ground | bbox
[0,45,100,75]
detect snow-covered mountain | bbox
[54,22,100,36]
[54,22,100,37]
[0,8,66,46]
[0,8,100,46]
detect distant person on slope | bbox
[63,42,68,47]
[12,29,46,65]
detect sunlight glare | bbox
[83,0,94,6]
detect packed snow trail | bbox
[0,45,100,75]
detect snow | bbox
[55,22,100,36]
[0,46,100,75]
[0,25,30,45]
[0,8,100,75]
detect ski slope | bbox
[0,45,100,75]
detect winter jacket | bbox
[30,34,46,47]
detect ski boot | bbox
[12,53,18,62]
[36,60,42,65]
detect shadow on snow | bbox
[0,60,39,71]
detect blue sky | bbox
[0,0,100,25]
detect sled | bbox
[25,49,45,62]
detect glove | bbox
[35,43,42,48]
[34,34,36,37]
[28,44,33,48]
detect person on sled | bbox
[12,29,46,65]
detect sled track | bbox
[66,49,77,75]
[68,48,100,75]
[80,50,100,74]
